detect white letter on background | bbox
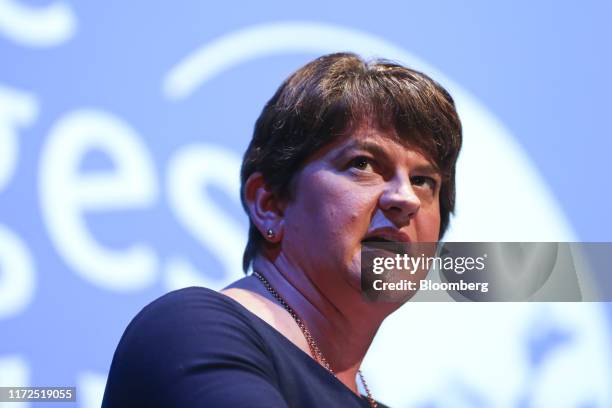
[0,85,37,319]
[0,85,37,191]
[39,109,158,291]
[0,225,35,319]
[165,144,245,290]
[0,0,76,47]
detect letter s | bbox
[165,144,245,290]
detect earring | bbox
[266,228,275,239]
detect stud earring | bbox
[266,228,275,239]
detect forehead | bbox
[322,127,438,170]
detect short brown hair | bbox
[240,52,462,272]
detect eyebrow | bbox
[331,140,390,161]
[411,163,441,177]
[332,139,441,176]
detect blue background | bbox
[0,1,611,407]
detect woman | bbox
[102,52,462,407]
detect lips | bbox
[361,228,412,244]
[362,236,394,243]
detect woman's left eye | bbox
[411,175,437,190]
[348,156,375,172]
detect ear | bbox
[244,172,285,243]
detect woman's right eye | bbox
[349,156,375,172]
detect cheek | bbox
[326,183,376,235]
[415,205,441,241]
[291,174,376,242]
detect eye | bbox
[348,155,375,172]
[411,175,437,190]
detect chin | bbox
[345,259,365,293]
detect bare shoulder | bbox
[221,276,283,328]
[221,276,309,353]
[221,289,273,320]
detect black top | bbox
[102,287,389,408]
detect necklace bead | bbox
[252,271,378,408]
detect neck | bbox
[251,255,397,394]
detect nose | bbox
[378,175,421,227]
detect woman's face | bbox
[279,126,442,294]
